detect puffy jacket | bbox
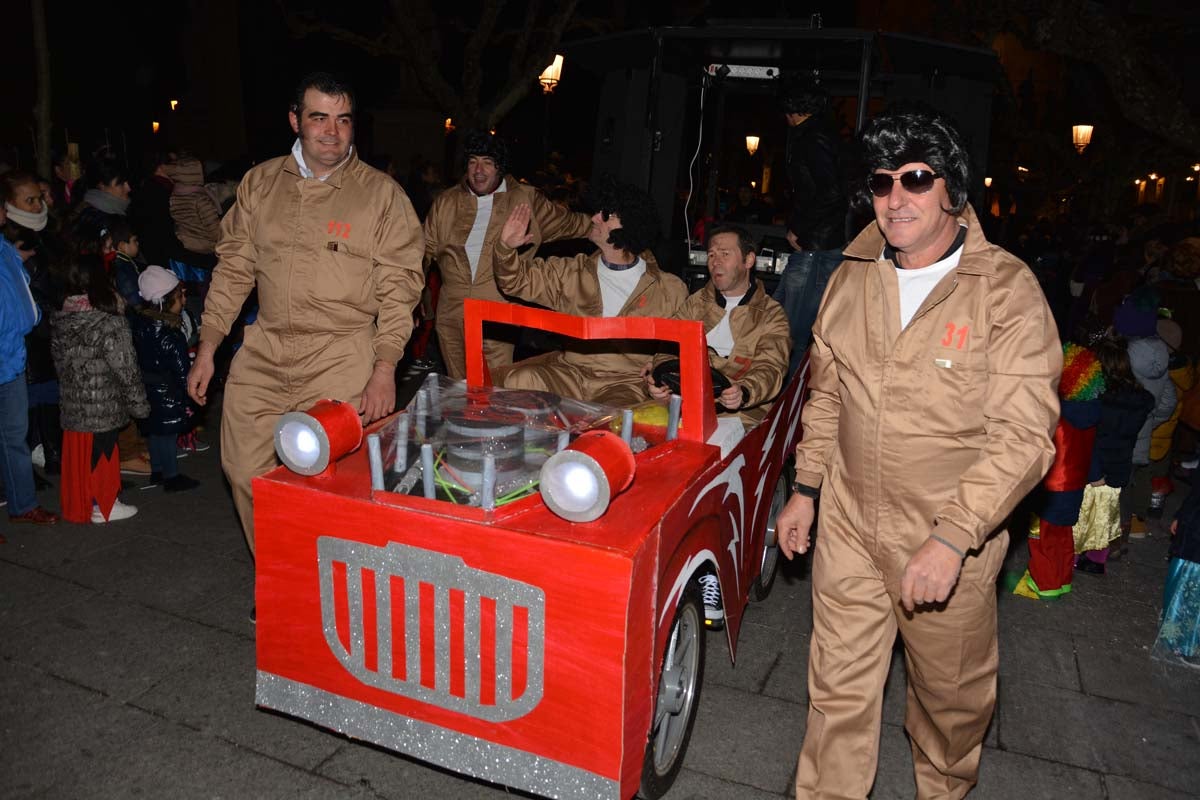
[199,149,424,368]
[52,299,149,432]
[129,308,193,435]
[1088,385,1154,488]
[166,157,221,254]
[1149,355,1194,461]
[3,223,65,385]
[1128,336,1177,464]
[794,204,1061,556]
[660,277,792,424]
[0,238,39,383]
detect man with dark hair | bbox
[773,75,850,371]
[423,130,590,379]
[646,224,790,427]
[493,177,686,406]
[774,107,1061,798]
[187,71,424,560]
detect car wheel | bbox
[639,583,705,799]
[750,464,791,602]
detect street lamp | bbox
[984,176,993,188]
[539,54,564,94]
[151,121,160,134]
[1072,124,1094,154]
[169,99,179,111]
[745,135,760,156]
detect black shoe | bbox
[1075,557,1106,576]
[163,474,200,493]
[141,471,163,490]
[250,605,256,624]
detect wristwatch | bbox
[791,482,820,499]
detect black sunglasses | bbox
[867,169,940,197]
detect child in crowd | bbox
[1152,485,1200,667]
[129,266,199,492]
[1112,293,1177,543]
[1016,340,1104,599]
[1073,336,1154,574]
[109,220,146,309]
[52,253,149,522]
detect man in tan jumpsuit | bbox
[187,73,424,554]
[424,131,591,379]
[646,224,791,427]
[494,178,687,407]
[775,108,1061,798]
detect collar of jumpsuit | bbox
[291,139,354,181]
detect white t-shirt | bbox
[597,258,646,316]
[465,178,508,280]
[894,246,963,329]
[706,293,744,357]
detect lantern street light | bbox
[169,99,179,111]
[745,135,760,156]
[984,176,993,188]
[539,55,564,94]
[1072,124,1094,154]
[151,121,160,134]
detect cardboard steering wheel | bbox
[652,358,731,400]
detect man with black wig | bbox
[423,130,590,379]
[774,106,1061,798]
[493,176,686,406]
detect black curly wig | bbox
[858,105,971,215]
[462,130,509,176]
[584,175,661,255]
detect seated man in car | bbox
[492,177,687,407]
[645,224,791,427]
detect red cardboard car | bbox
[253,298,808,799]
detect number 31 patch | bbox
[941,322,970,350]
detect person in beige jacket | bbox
[645,224,791,427]
[187,73,424,556]
[493,178,687,407]
[164,157,222,254]
[423,131,590,379]
[774,108,1061,799]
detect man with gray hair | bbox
[775,106,1061,798]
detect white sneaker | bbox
[699,574,724,627]
[31,443,45,468]
[91,499,138,523]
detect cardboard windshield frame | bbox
[462,298,718,444]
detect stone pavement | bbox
[3,398,1199,799]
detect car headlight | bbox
[274,399,363,476]
[539,430,635,522]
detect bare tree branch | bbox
[386,0,471,123]
[463,0,506,115]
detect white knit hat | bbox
[138,265,181,304]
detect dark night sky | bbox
[1,1,857,177]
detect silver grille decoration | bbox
[317,536,546,721]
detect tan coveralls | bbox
[423,177,590,379]
[657,277,792,426]
[792,206,1061,798]
[199,151,424,551]
[491,244,688,407]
